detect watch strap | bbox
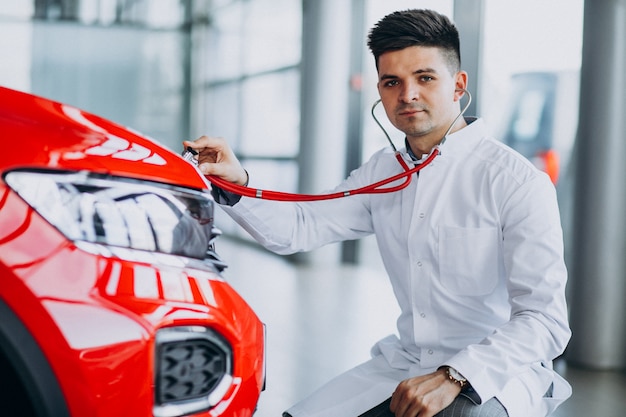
[443,366,468,389]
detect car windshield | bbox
[4,170,215,260]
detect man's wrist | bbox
[236,169,249,186]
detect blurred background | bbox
[0,0,587,261]
[2,0,625,416]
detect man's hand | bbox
[389,368,461,417]
[183,136,248,185]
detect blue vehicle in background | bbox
[500,70,581,267]
[500,70,580,187]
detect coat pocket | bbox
[439,226,500,296]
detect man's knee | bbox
[436,395,508,417]
[284,395,507,417]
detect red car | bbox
[0,86,265,417]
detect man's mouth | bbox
[398,107,426,117]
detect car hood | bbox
[0,86,208,191]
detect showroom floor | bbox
[217,236,626,417]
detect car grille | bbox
[155,327,232,417]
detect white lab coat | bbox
[220,118,572,417]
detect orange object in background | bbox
[533,149,561,185]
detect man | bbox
[184,9,571,417]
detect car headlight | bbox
[4,170,225,268]
[154,326,233,417]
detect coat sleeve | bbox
[217,154,397,254]
[444,173,571,403]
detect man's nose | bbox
[399,82,420,103]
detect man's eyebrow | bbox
[379,68,438,81]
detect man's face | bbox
[377,46,466,154]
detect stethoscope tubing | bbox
[204,149,438,201]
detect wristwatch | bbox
[443,366,468,389]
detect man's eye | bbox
[384,79,399,87]
[420,75,434,82]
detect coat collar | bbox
[402,117,484,162]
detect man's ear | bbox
[454,71,469,101]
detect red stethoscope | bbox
[184,90,471,202]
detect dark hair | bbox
[367,9,461,74]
